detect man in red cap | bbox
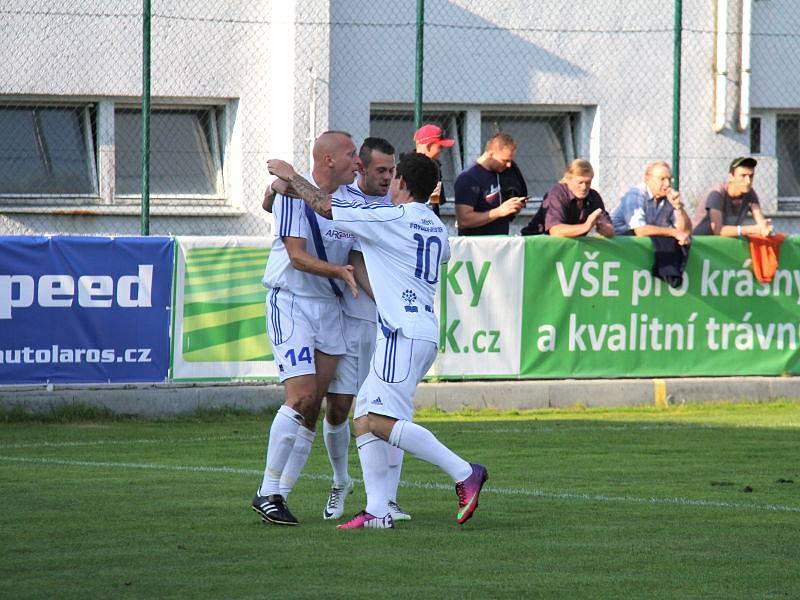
[414,124,455,215]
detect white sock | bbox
[279,425,316,497]
[386,445,404,502]
[324,418,351,487]
[258,405,303,497]
[388,420,472,482]
[356,433,390,518]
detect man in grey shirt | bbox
[692,157,773,237]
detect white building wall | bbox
[1,0,799,235]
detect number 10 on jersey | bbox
[413,233,443,284]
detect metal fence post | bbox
[414,0,424,130]
[672,0,682,190]
[140,0,152,236]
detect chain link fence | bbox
[1,0,799,236]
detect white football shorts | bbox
[328,314,377,396]
[265,287,345,382]
[354,326,437,422]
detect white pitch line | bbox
[2,454,798,515]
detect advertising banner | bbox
[519,236,800,378]
[0,236,173,383]
[171,237,276,381]
[167,235,799,382]
[431,236,524,377]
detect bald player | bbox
[251,130,361,526]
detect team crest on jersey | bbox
[402,289,418,313]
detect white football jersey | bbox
[262,180,356,299]
[330,198,450,344]
[336,182,391,323]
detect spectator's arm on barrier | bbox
[595,213,615,238]
[633,225,691,245]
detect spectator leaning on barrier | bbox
[453,133,528,236]
[524,159,614,238]
[413,124,454,216]
[692,157,774,237]
[611,160,691,245]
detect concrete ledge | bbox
[0,382,284,417]
[1,377,798,416]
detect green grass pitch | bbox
[1,401,799,599]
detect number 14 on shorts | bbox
[285,346,312,366]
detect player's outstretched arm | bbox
[267,159,332,219]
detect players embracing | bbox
[267,148,489,529]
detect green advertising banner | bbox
[171,237,276,381]
[169,235,799,381]
[519,236,800,378]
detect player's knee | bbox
[287,393,318,423]
[325,395,353,425]
[352,416,370,437]
[366,413,394,441]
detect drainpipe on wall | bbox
[713,0,728,133]
[738,0,752,132]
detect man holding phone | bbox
[611,160,691,245]
[454,133,528,236]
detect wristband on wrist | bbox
[737,225,742,237]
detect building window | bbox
[115,107,223,198]
[369,111,464,198]
[481,113,577,198]
[369,107,580,202]
[0,105,97,196]
[777,115,800,199]
[0,100,228,208]
[750,116,761,155]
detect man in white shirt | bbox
[323,137,411,522]
[268,152,489,529]
[252,130,360,526]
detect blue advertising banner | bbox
[0,236,173,383]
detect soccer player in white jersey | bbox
[252,131,361,526]
[323,137,411,521]
[268,152,489,529]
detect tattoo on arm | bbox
[289,174,332,218]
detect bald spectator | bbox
[611,161,691,245]
[692,157,773,237]
[413,124,454,215]
[454,133,527,236]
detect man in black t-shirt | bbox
[453,133,527,236]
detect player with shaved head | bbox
[251,130,361,526]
